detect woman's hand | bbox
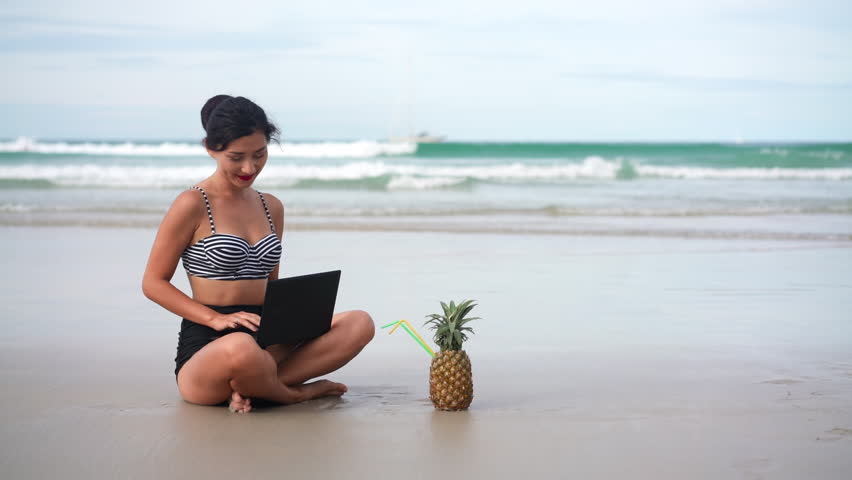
[209,311,261,332]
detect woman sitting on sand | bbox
[142,95,375,413]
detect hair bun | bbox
[200,94,234,131]
[201,95,280,152]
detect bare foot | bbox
[228,391,252,413]
[292,379,348,402]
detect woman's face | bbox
[209,131,269,188]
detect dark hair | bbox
[200,95,280,151]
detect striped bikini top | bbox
[181,186,283,281]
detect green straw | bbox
[381,320,436,358]
[401,323,435,357]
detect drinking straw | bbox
[387,321,403,335]
[398,320,433,353]
[381,320,436,358]
[400,323,436,357]
[388,320,430,352]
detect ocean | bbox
[1,138,850,239]
[3,139,852,476]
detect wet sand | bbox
[1,226,851,478]
[2,342,851,478]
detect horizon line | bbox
[2,136,851,145]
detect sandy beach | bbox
[1,225,851,479]
[4,0,851,476]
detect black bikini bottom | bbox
[174,304,264,378]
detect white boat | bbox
[388,131,446,144]
[387,59,445,144]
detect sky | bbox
[1,0,851,141]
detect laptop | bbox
[256,270,341,348]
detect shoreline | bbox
[1,213,851,242]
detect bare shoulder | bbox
[147,189,205,270]
[260,192,285,216]
[167,188,206,221]
[260,192,284,235]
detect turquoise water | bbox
[415,142,852,168]
[0,138,850,238]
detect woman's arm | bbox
[264,193,285,282]
[142,190,220,326]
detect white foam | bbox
[759,147,790,157]
[635,165,852,180]
[260,157,623,182]
[1,156,850,188]
[386,175,468,190]
[0,203,34,213]
[0,164,216,187]
[804,149,845,160]
[0,137,203,156]
[0,137,417,158]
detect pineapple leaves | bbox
[423,299,482,352]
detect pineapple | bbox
[424,299,480,411]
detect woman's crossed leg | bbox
[176,309,374,413]
[176,333,347,413]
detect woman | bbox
[142,95,375,413]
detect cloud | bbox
[561,71,852,92]
[0,15,315,54]
[0,14,163,35]
[95,56,161,68]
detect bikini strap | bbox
[256,190,276,233]
[191,186,216,234]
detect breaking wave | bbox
[1,155,851,190]
[0,137,417,158]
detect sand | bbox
[1,226,851,479]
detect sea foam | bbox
[0,137,417,158]
[1,156,850,189]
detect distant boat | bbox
[388,131,446,144]
[387,58,445,144]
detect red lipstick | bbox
[238,174,254,181]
